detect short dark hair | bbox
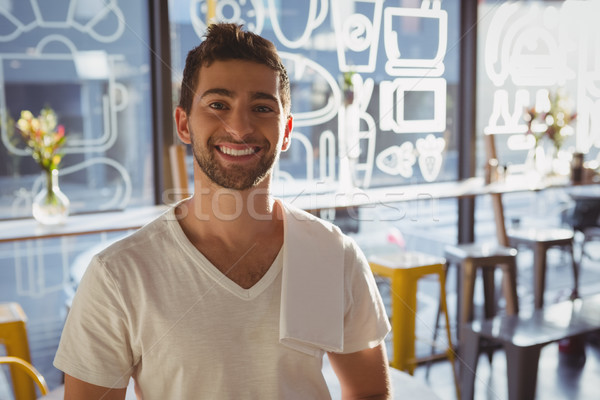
[178,23,291,116]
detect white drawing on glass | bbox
[482,1,600,161]
[268,0,328,49]
[379,77,447,134]
[0,0,125,43]
[280,52,341,127]
[484,2,574,87]
[376,142,416,178]
[190,0,264,37]
[331,0,384,73]
[291,132,315,182]
[337,73,376,189]
[1,37,120,152]
[383,0,447,77]
[13,239,71,299]
[0,36,132,211]
[563,1,600,152]
[416,134,445,182]
[484,88,530,135]
[319,130,336,182]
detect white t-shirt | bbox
[54,204,390,399]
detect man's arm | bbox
[327,343,391,400]
[64,374,127,400]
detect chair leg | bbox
[481,267,496,363]
[533,243,548,309]
[459,326,481,400]
[460,260,477,324]
[501,260,519,316]
[438,271,460,400]
[505,344,543,400]
[427,283,443,380]
[428,263,450,367]
[481,267,496,319]
[569,243,580,300]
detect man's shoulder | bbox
[96,207,177,260]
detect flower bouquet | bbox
[523,90,577,176]
[523,90,577,152]
[16,107,70,224]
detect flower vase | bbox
[540,138,559,177]
[527,138,557,178]
[32,169,70,225]
[526,144,544,178]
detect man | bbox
[54,23,391,399]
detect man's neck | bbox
[176,185,282,248]
[175,187,285,288]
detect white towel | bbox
[278,200,345,356]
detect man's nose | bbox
[225,107,253,140]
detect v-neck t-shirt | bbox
[54,204,389,399]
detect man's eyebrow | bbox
[250,92,279,104]
[200,88,233,99]
[200,88,278,103]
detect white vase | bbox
[527,138,557,178]
[32,169,70,225]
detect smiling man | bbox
[54,23,391,399]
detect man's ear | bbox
[174,107,191,144]
[281,115,293,152]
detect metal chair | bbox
[444,243,519,326]
[0,356,48,398]
[369,251,460,399]
[0,303,39,400]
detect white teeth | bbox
[219,146,256,156]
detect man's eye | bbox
[255,105,273,113]
[209,102,226,110]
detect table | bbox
[281,174,575,212]
[0,174,581,241]
[0,206,167,243]
[460,293,600,400]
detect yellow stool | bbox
[369,251,459,397]
[0,302,37,400]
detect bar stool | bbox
[369,251,459,398]
[0,302,37,400]
[507,227,578,309]
[483,133,577,310]
[443,243,519,326]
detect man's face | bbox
[177,59,292,191]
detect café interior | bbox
[1,1,600,399]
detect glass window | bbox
[168,0,461,201]
[475,0,600,241]
[476,0,600,177]
[0,0,154,219]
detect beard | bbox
[189,129,278,191]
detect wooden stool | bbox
[369,251,459,398]
[444,243,519,326]
[507,227,577,308]
[0,302,36,400]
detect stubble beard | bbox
[190,131,278,191]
